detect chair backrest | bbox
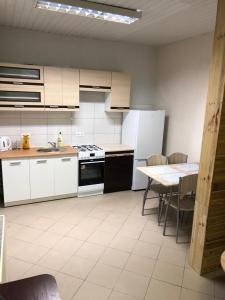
[179,174,198,198]
[167,152,188,164]
[146,154,167,166]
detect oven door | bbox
[79,159,104,186]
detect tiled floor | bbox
[1,191,225,300]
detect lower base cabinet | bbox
[1,156,78,205]
[54,156,77,195]
[2,159,30,203]
[30,158,55,199]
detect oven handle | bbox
[80,160,105,164]
[106,153,134,157]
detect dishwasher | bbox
[104,150,134,193]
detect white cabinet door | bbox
[2,159,30,203]
[54,156,78,195]
[30,158,54,199]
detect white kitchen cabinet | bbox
[54,156,78,195]
[2,159,30,203]
[30,158,54,199]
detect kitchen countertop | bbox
[99,144,134,153]
[0,146,77,160]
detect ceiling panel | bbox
[0,0,217,46]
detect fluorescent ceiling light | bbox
[36,0,142,24]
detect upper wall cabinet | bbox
[79,69,111,92]
[0,63,43,84]
[105,72,131,111]
[44,67,79,110]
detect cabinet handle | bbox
[61,158,71,162]
[9,161,21,166]
[36,159,47,164]
[14,105,25,108]
[49,105,59,109]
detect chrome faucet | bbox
[48,141,57,148]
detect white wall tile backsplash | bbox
[0,93,122,147]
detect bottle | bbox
[57,132,64,148]
[22,134,30,150]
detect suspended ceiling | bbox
[0,0,217,46]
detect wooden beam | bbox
[189,0,225,274]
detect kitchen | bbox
[0,1,224,300]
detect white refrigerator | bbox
[122,110,165,190]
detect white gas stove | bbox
[73,145,105,197]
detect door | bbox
[104,154,134,193]
[44,67,62,107]
[62,68,79,108]
[135,110,165,159]
[0,63,43,84]
[54,156,78,195]
[0,84,45,106]
[79,159,105,186]
[30,158,54,199]
[80,69,111,87]
[110,72,131,109]
[2,159,30,203]
[132,159,148,190]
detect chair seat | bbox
[169,195,195,211]
[150,183,171,194]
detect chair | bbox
[167,152,188,164]
[163,173,198,243]
[0,274,61,300]
[142,154,168,221]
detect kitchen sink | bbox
[37,147,63,152]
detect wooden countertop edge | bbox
[0,146,77,160]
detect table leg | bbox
[163,186,173,236]
[142,177,152,216]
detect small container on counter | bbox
[21,133,30,150]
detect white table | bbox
[138,163,199,216]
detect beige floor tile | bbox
[48,221,75,235]
[152,261,184,286]
[105,213,128,225]
[133,241,160,260]
[60,212,84,225]
[140,230,164,246]
[100,248,129,269]
[145,279,181,300]
[62,255,96,279]
[110,234,137,253]
[88,230,116,246]
[215,276,225,299]
[118,228,142,240]
[98,220,122,235]
[125,254,156,277]
[109,291,141,300]
[13,243,49,263]
[23,264,57,278]
[76,242,105,262]
[87,263,121,289]
[7,257,33,281]
[88,208,111,220]
[15,226,43,243]
[67,226,95,241]
[30,217,56,230]
[38,249,71,271]
[158,246,186,267]
[53,236,83,256]
[12,214,38,226]
[180,288,214,300]
[78,217,103,230]
[35,231,62,248]
[6,237,30,257]
[182,268,214,295]
[72,282,111,300]
[115,270,150,299]
[6,223,26,238]
[55,272,83,300]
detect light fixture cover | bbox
[36,0,142,24]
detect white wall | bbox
[0,93,122,147]
[0,26,156,109]
[155,33,213,162]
